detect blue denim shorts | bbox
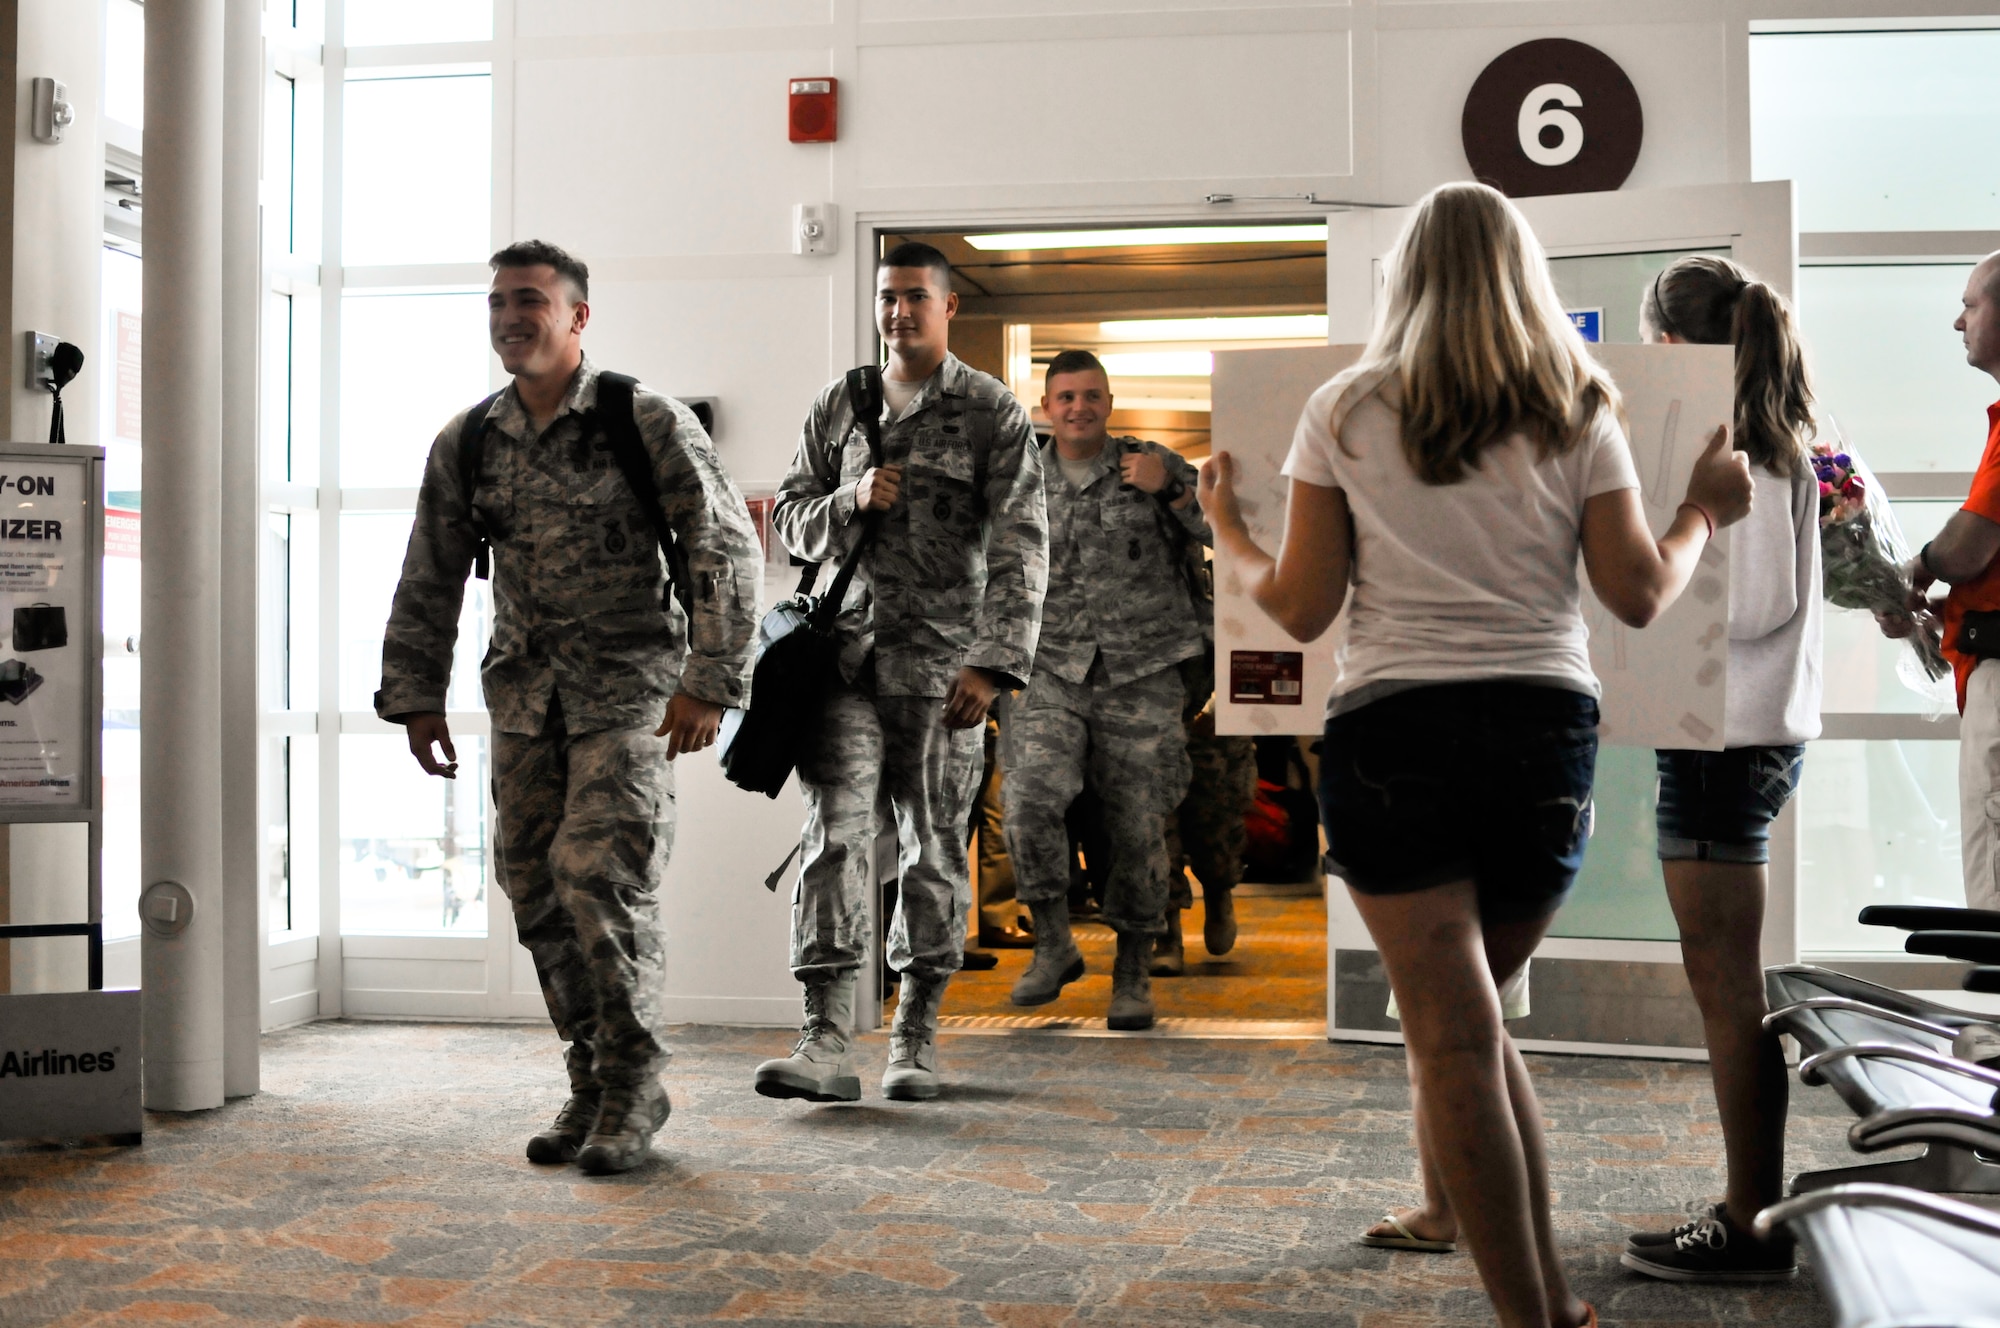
[1655,744,1805,864]
[1318,682,1600,924]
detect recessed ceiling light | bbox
[1097,351,1215,378]
[1097,315,1330,342]
[962,225,1327,252]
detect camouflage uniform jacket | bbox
[772,353,1049,698]
[375,356,763,737]
[1037,436,1209,688]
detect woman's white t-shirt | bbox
[1280,377,1641,716]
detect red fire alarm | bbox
[789,77,838,144]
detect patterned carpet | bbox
[0,1019,1865,1326]
[946,891,1327,1024]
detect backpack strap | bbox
[593,371,696,619]
[457,390,504,580]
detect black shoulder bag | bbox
[718,366,886,799]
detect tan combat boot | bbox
[1010,898,1085,1006]
[1107,930,1156,1031]
[753,974,863,1103]
[575,1077,671,1174]
[525,1041,600,1165]
[1203,886,1238,956]
[883,975,947,1101]
[1150,907,1186,977]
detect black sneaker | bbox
[1626,1201,1724,1249]
[1620,1209,1797,1283]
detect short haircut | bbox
[1044,349,1108,385]
[878,240,953,292]
[489,239,589,302]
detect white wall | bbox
[12,0,104,449]
[5,0,104,992]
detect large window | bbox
[1753,26,2000,954]
[320,37,496,941]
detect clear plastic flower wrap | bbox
[1812,441,1950,688]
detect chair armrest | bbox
[1849,1104,2000,1155]
[1861,904,2000,933]
[1800,1041,2000,1090]
[1755,1181,2000,1241]
[1762,997,1958,1041]
[1907,930,2000,964]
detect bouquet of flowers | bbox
[1813,443,1949,682]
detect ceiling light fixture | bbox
[962,224,1327,252]
[1098,351,1215,378]
[1097,315,1330,342]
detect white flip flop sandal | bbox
[1358,1212,1458,1253]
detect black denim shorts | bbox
[1318,682,1600,924]
[1654,744,1805,864]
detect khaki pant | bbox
[1962,659,2000,910]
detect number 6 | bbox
[1518,82,1584,167]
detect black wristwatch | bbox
[1161,477,1187,503]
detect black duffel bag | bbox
[719,366,884,798]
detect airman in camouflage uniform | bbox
[378,243,761,1173]
[1003,350,1208,1031]
[757,244,1047,1105]
[1165,709,1257,962]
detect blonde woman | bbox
[1200,182,1753,1328]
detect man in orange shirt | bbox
[1894,251,2000,909]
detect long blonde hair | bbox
[1330,181,1619,484]
[1643,254,1814,477]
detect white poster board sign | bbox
[1211,343,1734,749]
[0,457,90,804]
[1585,343,1735,749]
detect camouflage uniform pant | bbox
[971,712,1021,932]
[1166,722,1257,909]
[493,699,675,1090]
[792,675,984,984]
[1002,663,1191,936]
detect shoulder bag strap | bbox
[595,371,696,619]
[808,366,888,632]
[458,390,504,580]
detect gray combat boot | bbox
[882,975,946,1101]
[575,1077,671,1174]
[1107,930,1157,1031]
[754,974,862,1103]
[1010,898,1085,1006]
[525,1041,600,1165]
[1203,886,1238,956]
[1150,908,1186,977]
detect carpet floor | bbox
[944,891,1327,1024]
[0,1019,1867,1326]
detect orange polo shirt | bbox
[1943,401,2000,711]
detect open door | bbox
[1217,180,1797,1055]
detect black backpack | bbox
[718,367,886,800]
[458,371,693,616]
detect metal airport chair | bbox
[1754,1183,2000,1328]
[1766,966,2000,1194]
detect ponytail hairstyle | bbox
[1327,181,1619,485]
[1643,255,1815,477]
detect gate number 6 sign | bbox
[1463,39,1643,198]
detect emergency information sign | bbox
[0,459,90,806]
